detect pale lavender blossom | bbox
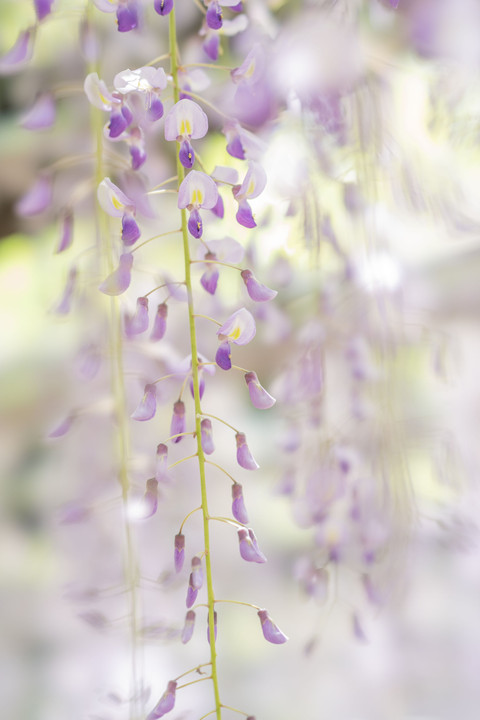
[151,303,168,341]
[97,178,140,243]
[16,174,52,216]
[200,419,215,455]
[232,483,249,524]
[48,414,74,438]
[232,162,267,228]
[235,433,259,471]
[177,170,219,238]
[238,528,266,563]
[131,383,157,421]
[84,72,118,111]
[181,610,196,644]
[174,533,185,573]
[124,297,149,337]
[170,400,186,441]
[200,252,219,295]
[191,556,204,590]
[114,66,168,121]
[164,99,208,169]
[99,253,133,295]
[223,120,265,160]
[20,92,56,130]
[147,680,177,719]
[217,308,256,345]
[244,371,276,410]
[143,478,159,518]
[241,269,277,302]
[231,44,265,86]
[257,609,288,644]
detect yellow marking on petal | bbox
[247,180,255,196]
[180,119,186,135]
[245,60,256,79]
[112,196,124,210]
[230,325,241,341]
[185,119,192,136]
[197,190,203,205]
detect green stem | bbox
[169,8,222,719]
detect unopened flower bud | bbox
[232,483,249,524]
[181,610,196,644]
[174,533,185,573]
[125,297,149,338]
[237,528,266,563]
[191,556,203,590]
[170,401,186,442]
[143,478,158,519]
[240,269,277,302]
[99,252,133,296]
[151,303,168,341]
[155,443,169,483]
[215,341,232,370]
[244,371,276,410]
[147,680,177,720]
[235,433,259,470]
[186,573,198,608]
[200,418,215,455]
[131,383,157,421]
[257,609,288,644]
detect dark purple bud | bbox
[34,0,54,22]
[188,208,203,238]
[244,371,276,410]
[215,341,231,370]
[203,33,219,61]
[16,174,52,217]
[147,680,177,720]
[227,134,245,160]
[122,214,141,245]
[236,199,256,228]
[174,533,185,572]
[235,432,259,470]
[257,609,288,644]
[200,418,215,455]
[132,383,157,421]
[148,96,164,121]
[56,210,73,253]
[179,140,195,169]
[206,1,223,29]
[191,556,203,589]
[181,610,196,644]
[116,3,138,32]
[207,610,218,644]
[125,296,149,338]
[151,303,168,341]
[241,269,277,302]
[20,92,56,130]
[232,483,249,524]
[170,400,186,442]
[154,0,173,16]
[237,527,266,563]
[130,143,147,171]
[210,193,224,218]
[143,478,158,518]
[186,573,198,608]
[108,110,129,138]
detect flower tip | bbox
[257,609,288,644]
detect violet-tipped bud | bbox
[181,610,196,644]
[215,341,232,370]
[151,303,168,341]
[155,443,169,483]
[191,556,203,590]
[232,483,249,524]
[143,478,158,519]
[237,528,266,563]
[235,433,259,470]
[200,419,215,455]
[170,401,186,442]
[174,533,185,573]
[131,383,156,421]
[244,371,276,410]
[186,573,198,608]
[241,269,277,302]
[147,680,177,720]
[207,610,218,645]
[257,609,288,644]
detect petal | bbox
[186,575,198,608]
[20,92,56,130]
[235,432,259,470]
[143,478,158,518]
[241,269,277,302]
[237,528,266,563]
[181,610,196,644]
[54,267,77,315]
[34,0,54,21]
[164,98,208,141]
[202,236,244,264]
[150,303,168,341]
[232,483,249,524]
[84,72,117,111]
[210,193,224,218]
[188,208,203,238]
[122,213,141,245]
[108,109,130,138]
[235,199,256,228]
[217,308,256,346]
[206,1,223,30]
[257,609,288,644]
[153,0,173,15]
[178,170,218,210]
[202,32,219,61]
[131,383,157,421]
[170,401,186,442]
[191,556,203,590]
[99,252,133,295]
[48,414,74,438]
[147,681,177,720]
[174,533,185,573]
[97,178,135,217]
[124,296,149,337]
[55,211,74,253]
[231,44,265,86]
[116,3,138,32]
[114,66,168,94]
[245,371,276,409]
[200,265,219,295]
[215,341,231,370]
[129,142,147,171]
[147,96,164,121]
[179,140,195,169]
[0,29,34,75]
[234,161,267,199]
[16,175,52,217]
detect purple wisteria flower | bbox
[154,0,173,16]
[174,533,185,573]
[235,433,259,471]
[181,610,196,644]
[215,341,232,371]
[124,296,149,337]
[34,0,54,21]
[16,174,52,216]
[164,99,208,169]
[186,573,198,608]
[170,400,186,441]
[232,483,249,524]
[93,0,139,33]
[147,680,177,719]
[0,29,34,75]
[99,252,133,295]
[223,120,266,160]
[143,478,158,518]
[231,44,265,86]
[56,210,74,253]
[257,609,288,644]
[114,66,168,121]
[131,383,157,421]
[198,235,244,295]
[244,371,276,409]
[207,610,218,644]
[20,92,56,130]
[232,162,267,228]
[217,308,256,345]
[241,269,277,302]
[237,528,266,563]
[97,178,141,244]
[177,170,219,238]
[155,443,170,484]
[151,302,168,341]
[200,13,247,61]
[200,419,215,455]
[191,556,204,590]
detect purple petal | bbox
[154,0,173,15]
[181,611,196,644]
[245,371,276,409]
[207,610,218,645]
[48,414,74,438]
[116,3,138,32]
[203,33,220,61]
[56,210,74,253]
[170,400,186,441]
[34,0,54,20]
[54,267,77,315]
[188,208,203,238]
[16,175,52,216]
[147,681,177,720]
[0,29,34,75]
[236,432,259,470]
[200,418,215,455]
[179,140,195,169]
[217,308,256,346]
[232,483,249,524]
[151,303,168,341]
[215,341,231,370]
[122,214,141,245]
[148,96,164,121]
[174,533,185,573]
[99,252,133,295]
[125,296,149,337]
[186,575,198,608]
[108,109,129,138]
[200,264,219,295]
[210,193,224,218]
[20,92,56,130]
[226,133,245,159]
[238,527,266,563]
[241,269,277,302]
[206,1,223,29]
[191,556,203,590]
[131,383,157,421]
[257,609,288,644]
[143,478,158,518]
[130,143,147,171]
[236,199,256,228]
